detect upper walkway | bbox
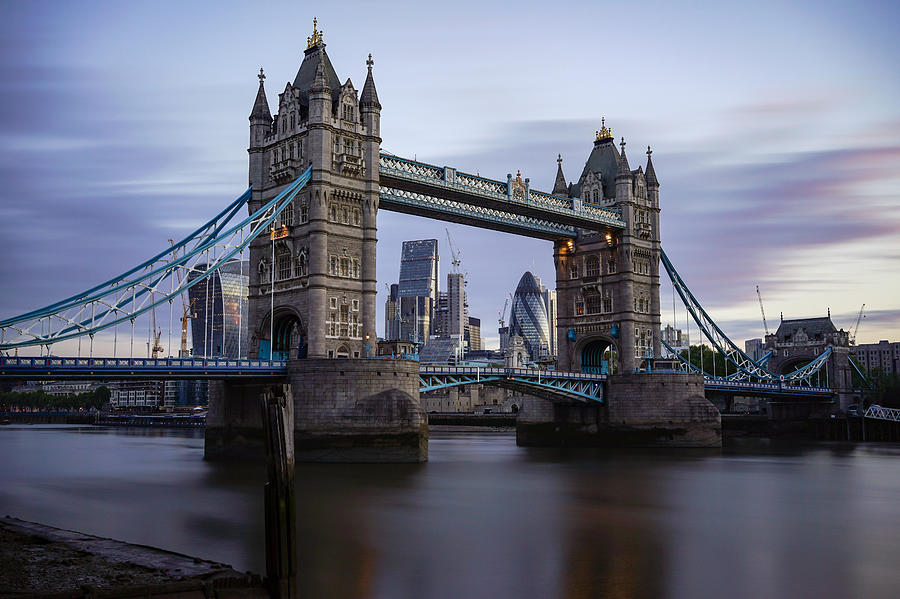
[378,153,626,240]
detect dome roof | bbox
[515,271,541,295]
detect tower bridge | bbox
[0,21,852,461]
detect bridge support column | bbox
[205,359,428,462]
[516,372,720,447]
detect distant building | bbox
[395,239,439,346]
[11,380,101,396]
[108,380,170,410]
[384,283,401,340]
[508,271,552,362]
[852,340,900,375]
[187,260,249,358]
[466,317,482,352]
[662,325,684,346]
[744,338,765,361]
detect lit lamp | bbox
[364,334,371,358]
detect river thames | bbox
[2,425,899,598]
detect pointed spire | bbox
[552,154,568,196]
[360,53,381,109]
[250,67,272,122]
[645,145,658,187]
[616,136,632,179]
[310,46,331,94]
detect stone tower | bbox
[554,122,661,373]
[246,20,381,359]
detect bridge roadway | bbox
[1,356,834,402]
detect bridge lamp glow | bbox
[566,240,574,252]
[605,233,613,244]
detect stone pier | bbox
[205,358,427,462]
[516,372,721,448]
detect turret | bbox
[615,137,633,203]
[308,47,332,123]
[645,145,659,207]
[552,154,568,197]
[360,53,381,137]
[248,68,271,190]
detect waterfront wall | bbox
[205,358,427,462]
[517,372,721,448]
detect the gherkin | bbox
[508,271,550,362]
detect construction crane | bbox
[150,307,164,358]
[445,227,461,273]
[180,298,198,356]
[756,285,770,336]
[851,303,866,345]
[498,295,510,328]
[169,238,194,356]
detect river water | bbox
[2,425,899,599]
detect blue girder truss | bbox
[660,248,832,386]
[378,153,626,238]
[0,355,287,379]
[419,366,605,403]
[0,167,312,352]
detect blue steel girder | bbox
[0,355,287,380]
[419,366,605,402]
[660,248,833,385]
[379,153,626,236]
[0,167,312,351]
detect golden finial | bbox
[307,17,324,49]
[597,117,612,141]
[515,169,523,183]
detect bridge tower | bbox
[246,21,380,360]
[554,125,661,374]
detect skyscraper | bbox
[396,239,439,345]
[508,271,552,362]
[384,283,401,340]
[187,260,250,358]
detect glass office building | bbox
[396,240,439,345]
[187,260,249,358]
[508,271,551,362]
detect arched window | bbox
[586,295,601,314]
[282,202,294,226]
[297,250,307,277]
[585,256,600,278]
[275,245,291,281]
[329,204,337,221]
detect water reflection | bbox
[2,426,900,598]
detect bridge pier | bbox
[516,372,721,448]
[205,359,428,462]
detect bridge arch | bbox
[258,306,305,360]
[576,335,619,375]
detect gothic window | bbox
[275,245,291,281]
[281,117,286,133]
[282,202,294,226]
[341,206,349,224]
[297,250,307,277]
[570,263,578,279]
[575,300,585,316]
[603,291,613,313]
[352,299,359,311]
[353,209,361,226]
[607,259,617,274]
[299,203,308,223]
[330,256,339,276]
[586,295,601,314]
[343,138,352,154]
[340,257,350,278]
[330,297,338,310]
[352,259,360,279]
[592,190,598,203]
[329,204,337,221]
[585,256,600,278]
[290,114,295,130]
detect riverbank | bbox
[0,517,266,598]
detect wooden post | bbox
[261,384,296,599]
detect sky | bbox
[1,0,898,355]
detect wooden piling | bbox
[261,384,296,599]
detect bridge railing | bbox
[865,405,900,422]
[419,365,606,381]
[0,356,287,370]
